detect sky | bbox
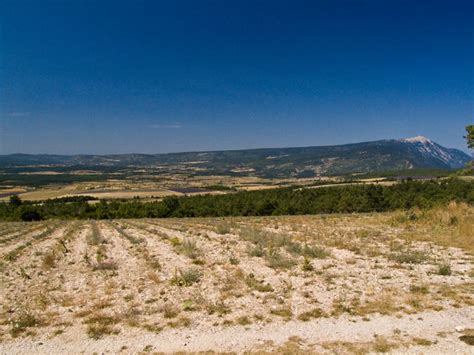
[0,0,473,154]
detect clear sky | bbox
[0,0,472,154]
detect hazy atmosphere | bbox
[0,0,472,154]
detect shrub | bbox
[287,242,329,259]
[42,252,56,270]
[270,306,292,318]
[265,249,296,270]
[216,224,231,234]
[92,261,118,271]
[301,257,314,271]
[162,304,180,319]
[437,263,452,276]
[170,237,181,247]
[182,299,196,311]
[167,316,191,328]
[206,301,230,316]
[20,210,42,222]
[236,316,252,325]
[297,307,324,321]
[409,284,429,294]
[389,250,429,264]
[170,268,201,287]
[84,314,119,339]
[248,244,265,257]
[304,245,330,259]
[9,310,40,337]
[177,239,202,260]
[244,273,273,292]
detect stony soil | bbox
[0,212,472,353]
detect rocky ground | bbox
[0,205,473,354]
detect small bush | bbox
[265,249,296,270]
[287,243,329,259]
[177,239,202,260]
[244,273,273,292]
[216,224,231,235]
[413,338,433,346]
[162,304,180,319]
[86,322,119,339]
[409,284,429,294]
[304,245,330,259]
[148,271,161,284]
[270,306,292,318]
[170,268,201,287]
[206,301,230,316]
[236,315,252,325]
[9,310,40,337]
[167,316,191,328]
[437,263,452,276]
[297,307,324,321]
[389,250,429,264]
[286,242,303,255]
[301,257,314,272]
[20,210,42,222]
[96,245,107,262]
[92,261,118,272]
[42,252,56,270]
[248,244,266,257]
[459,334,474,346]
[373,337,396,353]
[84,314,119,340]
[182,299,196,311]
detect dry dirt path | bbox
[0,306,472,354]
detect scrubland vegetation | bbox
[0,200,472,353]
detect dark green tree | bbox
[20,209,42,221]
[9,195,22,208]
[465,125,474,149]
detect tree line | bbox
[1,178,472,221]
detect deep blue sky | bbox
[0,0,472,154]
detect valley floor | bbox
[0,204,473,353]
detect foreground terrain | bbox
[0,204,473,353]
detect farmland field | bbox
[0,204,473,353]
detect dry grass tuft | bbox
[41,251,56,270]
[84,313,120,339]
[270,306,292,319]
[297,308,325,321]
[8,309,41,337]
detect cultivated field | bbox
[0,173,339,202]
[0,204,473,353]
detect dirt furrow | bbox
[0,223,53,259]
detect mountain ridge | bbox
[0,137,471,178]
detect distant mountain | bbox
[398,136,470,170]
[0,137,471,177]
